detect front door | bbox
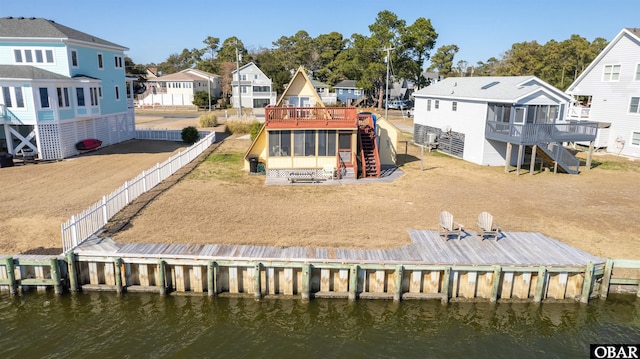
[338,132,352,166]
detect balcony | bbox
[265,106,358,129]
[485,120,598,145]
[566,105,591,119]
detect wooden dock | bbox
[1,231,639,303]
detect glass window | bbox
[630,97,640,114]
[2,87,12,107]
[514,107,525,124]
[636,64,640,81]
[71,50,78,67]
[427,99,431,111]
[603,65,621,81]
[76,88,85,106]
[269,130,291,156]
[14,87,24,108]
[35,50,43,63]
[14,49,22,63]
[318,130,336,156]
[115,86,120,100]
[452,102,458,111]
[435,100,439,109]
[24,50,33,63]
[39,88,50,108]
[63,88,70,107]
[57,88,64,107]
[632,132,640,146]
[46,50,54,63]
[98,53,103,69]
[294,130,305,156]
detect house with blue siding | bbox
[0,17,135,160]
[334,80,364,106]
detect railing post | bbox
[70,215,78,248]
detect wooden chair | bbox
[439,211,464,240]
[478,211,501,240]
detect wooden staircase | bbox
[358,124,380,178]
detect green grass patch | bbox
[596,160,629,171]
[188,152,248,182]
[225,120,260,135]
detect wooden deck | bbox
[76,230,603,267]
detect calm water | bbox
[0,292,638,358]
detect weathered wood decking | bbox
[76,230,602,267]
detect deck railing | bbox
[61,131,216,253]
[485,120,598,145]
[265,106,358,128]
[566,105,591,119]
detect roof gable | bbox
[276,66,324,107]
[0,17,127,50]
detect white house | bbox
[413,76,599,174]
[231,62,276,108]
[139,68,221,108]
[565,28,640,158]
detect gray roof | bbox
[311,79,329,88]
[0,17,127,50]
[626,27,640,39]
[334,80,359,89]
[0,64,70,80]
[413,76,570,102]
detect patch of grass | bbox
[597,161,629,171]
[188,151,248,182]
[225,120,260,135]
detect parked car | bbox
[385,100,408,110]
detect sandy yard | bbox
[1,110,639,260]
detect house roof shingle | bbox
[0,64,70,80]
[0,16,127,50]
[334,80,359,89]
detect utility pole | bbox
[236,43,242,117]
[383,46,394,120]
[207,76,211,112]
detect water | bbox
[0,292,638,358]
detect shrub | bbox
[250,122,263,141]
[181,126,199,144]
[199,113,218,127]
[192,91,215,109]
[225,120,260,135]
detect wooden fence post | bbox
[254,263,262,300]
[158,260,166,296]
[50,258,63,295]
[581,262,594,304]
[301,264,311,302]
[393,265,403,302]
[207,261,217,297]
[600,258,613,299]
[349,265,358,301]
[5,256,17,296]
[66,251,79,292]
[114,258,123,295]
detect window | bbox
[318,130,336,156]
[241,86,248,94]
[603,65,621,81]
[514,107,525,124]
[630,97,640,114]
[46,50,54,63]
[14,49,22,63]
[354,89,361,96]
[39,88,50,108]
[97,53,103,69]
[269,130,291,156]
[115,86,120,100]
[71,50,78,67]
[254,74,258,80]
[632,132,640,146]
[57,88,71,107]
[435,100,439,109]
[35,50,43,63]
[452,102,457,111]
[2,87,11,107]
[15,87,24,108]
[338,89,343,94]
[427,99,431,111]
[24,50,33,63]
[76,88,85,106]
[294,130,316,156]
[114,56,123,68]
[98,86,103,98]
[636,64,640,81]
[241,74,247,81]
[90,87,99,106]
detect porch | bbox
[265,106,358,129]
[485,120,598,145]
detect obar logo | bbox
[591,345,639,359]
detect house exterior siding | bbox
[232,62,276,109]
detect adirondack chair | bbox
[438,211,464,240]
[478,211,501,240]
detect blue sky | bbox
[4,0,638,67]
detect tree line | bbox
[127,10,608,107]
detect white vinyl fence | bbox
[135,128,211,142]
[61,130,216,253]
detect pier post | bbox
[4,256,17,296]
[348,265,358,301]
[581,262,595,304]
[66,252,79,292]
[534,266,547,303]
[114,258,123,295]
[301,264,311,302]
[207,261,217,297]
[157,260,166,296]
[600,258,613,299]
[50,258,63,295]
[490,265,501,303]
[393,265,403,302]
[441,267,451,304]
[254,263,262,300]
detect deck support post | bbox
[441,267,451,304]
[529,145,537,175]
[490,265,501,303]
[4,256,17,296]
[393,265,403,302]
[207,261,217,297]
[516,144,523,176]
[348,265,358,301]
[254,263,262,300]
[586,140,594,170]
[534,266,547,303]
[600,258,613,299]
[50,258,63,295]
[301,264,311,302]
[66,251,79,292]
[114,258,123,295]
[157,260,166,296]
[581,262,595,304]
[505,143,512,173]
